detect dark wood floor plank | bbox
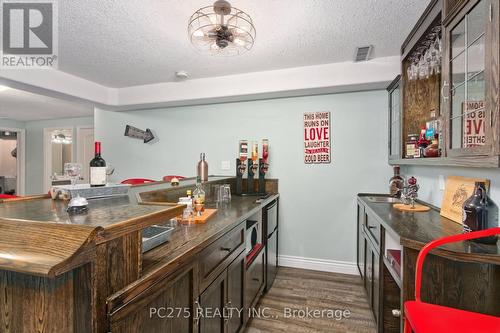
[246,267,376,333]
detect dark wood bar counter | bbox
[0,176,279,333]
[356,194,500,333]
[358,194,500,264]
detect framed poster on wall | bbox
[304,111,331,164]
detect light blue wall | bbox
[403,165,500,226]
[25,117,94,195]
[0,119,25,130]
[95,91,392,263]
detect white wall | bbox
[95,91,392,264]
[403,165,500,226]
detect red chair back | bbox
[121,178,156,185]
[162,175,186,182]
[414,227,500,301]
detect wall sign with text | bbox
[463,101,486,148]
[304,111,331,164]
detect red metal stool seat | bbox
[162,175,185,182]
[405,301,500,333]
[404,227,500,333]
[121,178,156,185]
[0,194,18,199]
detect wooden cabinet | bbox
[199,270,226,333]
[357,201,382,329]
[108,263,198,333]
[364,234,381,327]
[356,201,366,278]
[226,251,245,333]
[245,250,265,310]
[388,76,403,160]
[198,250,246,333]
[443,0,498,157]
[390,0,500,167]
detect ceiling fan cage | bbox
[188,3,256,56]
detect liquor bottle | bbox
[462,182,498,244]
[197,153,208,182]
[389,166,404,198]
[90,141,106,187]
[193,178,206,205]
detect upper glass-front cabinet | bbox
[388,76,402,160]
[443,0,495,156]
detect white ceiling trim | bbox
[0,68,117,105]
[0,56,399,110]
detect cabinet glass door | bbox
[445,0,492,156]
[388,76,402,159]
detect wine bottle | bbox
[90,141,106,187]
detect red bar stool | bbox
[162,175,186,182]
[121,178,156,185]
[404,227,500,333]
[0,194,18,199]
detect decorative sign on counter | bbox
[303,111,331,164]
[463,101,486,148]
[124,125,156,143]
[440,175,490,224]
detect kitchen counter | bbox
[0,196,184,276]
[358,193,500,265]
[142,195,279,274]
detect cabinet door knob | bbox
[194,301,201,325]
[392,309,401,318]
[367,225,376,229]
[221,247,232,252]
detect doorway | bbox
[0,128,25,195]
[43,127,75,191]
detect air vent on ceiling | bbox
[354,45,373,62]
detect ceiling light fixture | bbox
[188,0,256,56]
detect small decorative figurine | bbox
[401,176,420,208]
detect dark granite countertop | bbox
[358,194,500,265]
[141,194,280,275]
[0,196,177,228]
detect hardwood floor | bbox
[246,267,376,333]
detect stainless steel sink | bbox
[366,196,400,204]
[142,225,174,253]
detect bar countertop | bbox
[0,196,184,277]
[358,194,500,265]
[0,176,275,278]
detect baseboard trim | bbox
[278,255,358,276]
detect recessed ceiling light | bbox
[175,71,190,80]
[0,85,10,92]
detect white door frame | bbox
[43,127,75,191]
[0,127,26,196]
[76,125,94,183]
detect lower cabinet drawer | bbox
[245,250,265,309]
[199,222,245,289]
